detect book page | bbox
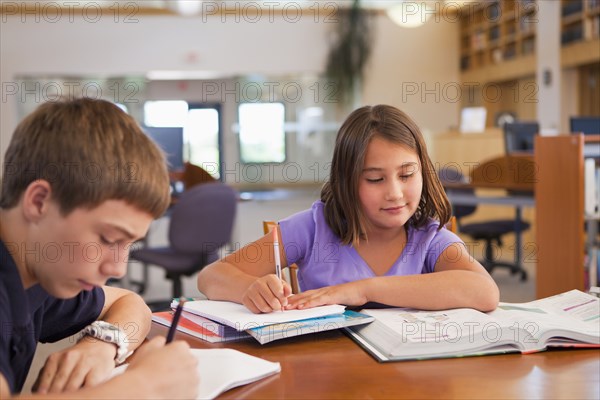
[495,290,600,338]
[111,348,281,399]
[363,308,499,345]
[182,300,345,330]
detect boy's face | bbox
[26,199,153,299]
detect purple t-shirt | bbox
[279,201,463,292]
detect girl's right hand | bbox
[242,274,292,313]
[126,337,199,399]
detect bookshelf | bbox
[561,0,600,46]
[458,1,599,126]
[535,134,600,298]
[459,0,537,80]
[561,0,600,69]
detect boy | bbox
[0,98,199,398]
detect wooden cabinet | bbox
[535,134,600,298]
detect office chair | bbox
[438,167,529,281]
[503,122,539,155]
[129,182,237,309]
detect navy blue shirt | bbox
[0,240,104,394]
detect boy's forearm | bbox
[99,291,151,352]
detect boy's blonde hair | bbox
[321,104,451,245]
[1,98,170,218]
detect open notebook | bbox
[111,348,281,399]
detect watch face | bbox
[104,323,120,332]
[89,322,121,342]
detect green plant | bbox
[324,0,374,107]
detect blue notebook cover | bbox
[246,310,374,344]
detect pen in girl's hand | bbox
[273,227,282,282]
[166,299,186,343]
[273,227,285,311]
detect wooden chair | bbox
[447,216,457,234]
[263,221,300,294]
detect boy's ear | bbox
[22,180,53,222]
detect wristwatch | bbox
[79,321,131,365]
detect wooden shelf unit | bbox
[459,0,537,75]
[535,134,600,298]
[561,0,600,47]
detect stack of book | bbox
[152,308,251,343]
[152,300,374,344]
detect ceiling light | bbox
[166,0,203,16]
[387,1,432,28]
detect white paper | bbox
[182,300,346,331]
[112,348,281,399]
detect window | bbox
[144,100,189,127]
[143,101,221,178]
[238,103,285,164]
[185,106,220,178]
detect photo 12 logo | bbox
[199,1,339,23]
[1,1,140,23]
[2,80,141,104]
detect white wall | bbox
[0,10,460,166]
[364,14,460,136]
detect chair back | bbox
[169,182,237,261]
[438,166,477,220]
[446,216,458,234]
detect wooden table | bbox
[150,324,600,399]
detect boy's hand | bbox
[33,338,116,393]
[126,337,199,399]
[242,274,292,313]
[285,281,368,310]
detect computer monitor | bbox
[570,116,600,135]
[142,126,184,171]
[503,122,539,154]
[459,107,487,133]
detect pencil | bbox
[166,299,186,343]
[273,226,282,281]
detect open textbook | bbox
[111,348,280,399]
[345,289,600,362]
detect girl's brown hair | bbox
[1,98,170,218]
[321,104,450,245]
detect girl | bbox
[198,105,499,314]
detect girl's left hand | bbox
[285,281,368,310]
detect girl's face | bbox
[358,136,423,235]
